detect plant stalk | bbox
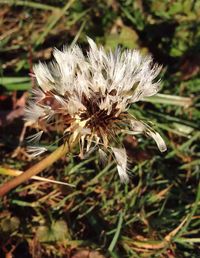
[0,141,75,196]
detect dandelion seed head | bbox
[25,38,166,181]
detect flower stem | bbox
[0,141,76,196]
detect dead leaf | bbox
[180,54,200,80]
[72,250,105,258]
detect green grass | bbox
[0,0,200,257]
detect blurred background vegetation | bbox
[0,0,200,257]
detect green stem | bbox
[0,0,58,11]
[0,141,75,196]
[143,93,192,107]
